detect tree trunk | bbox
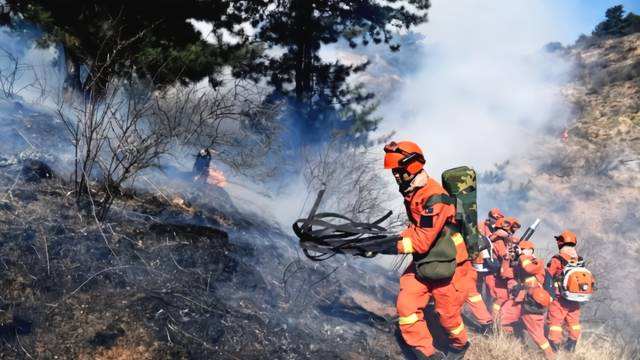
[63,47,83,97]
[293,0,314,104]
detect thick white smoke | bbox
[376,0,574,177]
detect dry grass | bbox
[466,329,635,360]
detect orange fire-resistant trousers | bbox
[500,299,555,359]
[465,270,493,325]
[547,297,581,344]
[397,262,473,357]
[485,274,510,316]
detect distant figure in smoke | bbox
[561,128,569,142]
[192,148,212,182]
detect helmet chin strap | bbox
[397,169,423,194]
[398,179,412,194]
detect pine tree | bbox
[243,0,431,144]
[592,5,640,37]
[5,0,255,94]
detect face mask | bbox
[392,168,412,193]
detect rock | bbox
[89,325,126,348]
[21,159,54,182]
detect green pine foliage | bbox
[245,0,430,143]
[5,0,431,144]
[5,0,252,93]
[592,5,640,38]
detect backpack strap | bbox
[424,194,455,209]
[553,254,568,266]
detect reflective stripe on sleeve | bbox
[493,303,501,311]
[468,294,483,303]
[540,341,551,350]
[521,259,532,267]
[398,313,419,325]
[549,325,563,332]
[571,324,581,331]
[452,233,464,246]
[402,237,414,254]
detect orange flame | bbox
[206,168,227,187]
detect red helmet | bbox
[519,240,535,250]
[488,208,504,220]
[505,216,521,232]
[496,216,520,233]
[383,141,425,175]
[555,230,577,247]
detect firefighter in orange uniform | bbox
[465,209,505,332]
[547,230,582,352]
[464,262,493,334]
[480,208,504,237]
[484,217,520,316]
[499,241,555,359]
[384,141,473,360]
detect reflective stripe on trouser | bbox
[397,265,435,357]
[523,314,556,360]
[492,302,502,313]
[485,274,509,315]
[498,299,521,329]
[397,262,471,356]
[465,291,492,325]
[434,263,471,349]
[547,297,582,343]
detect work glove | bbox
[479,236,492,252]
[490,229,509,241]
[510,283,523,298]
[484,257,501,274]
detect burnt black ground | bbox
[0,162,407,359]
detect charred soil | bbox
[0,164,403,359]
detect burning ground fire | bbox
[206,167,227,187]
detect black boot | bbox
[412,349,445,360]
[564,339,577,352]
[445,342,470,360]
[549,342,559,352]
[479,322,494,336]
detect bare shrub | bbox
[153,79,282,176]
[0,46,32,98]
[57,75,281,218]
[302,141,400,226]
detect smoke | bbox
[376,0,574,177]
[0,26,63,105]
[367,0,640,338]
[270,0,579,255]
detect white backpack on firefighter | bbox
[557,257,595,303]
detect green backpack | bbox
[440,166,481,259]
[413,166,480,282]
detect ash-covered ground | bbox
[0,101,411,359]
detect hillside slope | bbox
[0,29,639,360]
[0,160,407,359]
[483,32,640,352]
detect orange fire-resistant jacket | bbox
[396,177,469,262]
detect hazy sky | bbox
[415,0,640,51]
